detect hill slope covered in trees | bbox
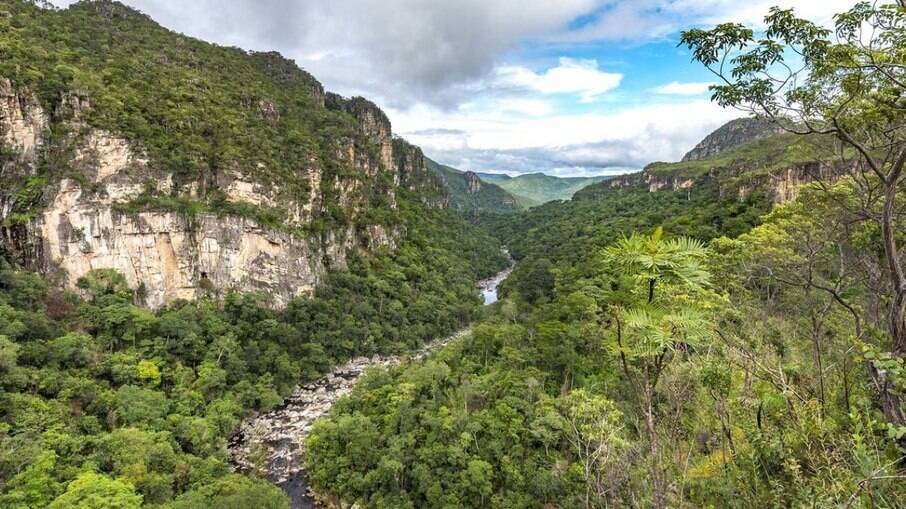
[425,159,520,213]
[0,1,508,507]
[476,172,610,207]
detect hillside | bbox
[476,172,609,206]
[0,0,456,307]
[0,2,508,508]
[425,158,519,213]
[580,119,845,204]
[681,117,782,161]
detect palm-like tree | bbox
[602,227,713,509]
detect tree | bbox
[561,389,627,508]
[164,474,289,509]
[602,228,714,509]
[47,472,142,509]
[0,451,61,509]
[680,1,906,437]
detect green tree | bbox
[164,474,289,509]
[602,227,714,509]
[0,451,61,509]
[47,472,142,509]
[680,0,906,437]
[560,389,626,509]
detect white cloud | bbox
[495,98,555,116]
[653,81,713,95]
[391,98,742,175]
[47,0,858,176]
[495,58,622,102]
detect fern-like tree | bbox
[602,227,714,509]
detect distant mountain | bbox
[425,159,520,213]
[580,118,846,204]
[475,172,611,206]
[682,117,782,161]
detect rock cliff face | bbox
[682,118,782,162]
[602,159,849,205]
[588,119,847,205]
[393,138,449,208]
[463,171,482,194]
[0,79,441,308]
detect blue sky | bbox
[52,0,858,176]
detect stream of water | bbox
[227,267,511,509]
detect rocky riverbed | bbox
[228,268,510,508]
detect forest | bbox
[1,0,906,508]
[0,193,506,508]
[304,3,906,508]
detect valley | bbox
[227,268,511,509]
[1,2,905,509]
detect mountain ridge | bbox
[0,0,452,307]
[475,171,611,206]
[424,159,520,213]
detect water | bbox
[479,267,511,305]
[229,266,511,509]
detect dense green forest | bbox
[0,192,506,508]
[305,4,906,508]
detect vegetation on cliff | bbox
[425,159,520,214]
[305,4,906,507]
[0,0,440,237]
[0,192,506,508]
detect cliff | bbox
[682,117,782,161]
[0,0,448,307]
[425,159,519,213]
[587,121,848,204]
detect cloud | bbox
[494,58,622,102]
[47,0,857,176]
[392,99,743,175]
[653,81,713,95]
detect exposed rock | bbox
[0,79,432,308]
[326,94,394,172]
[463,170,482,194]
[731,161,852,203]
[40,181,322,308]
[0,77,46,169]
[393,138,448,208]
[682,118,782,162]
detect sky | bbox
[53,0,858,177]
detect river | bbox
[227,267,511,509]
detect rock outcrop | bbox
[682,118,782,162]
[588,120,847,205]
[0,77,444,308]
[463,171,482,194]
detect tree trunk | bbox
[644,376,666,509]
[879,183,906,436]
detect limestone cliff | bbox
[424,158,519,213]
[0,77,442,308]
[463,171,482,194]
[594,122,846,205]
